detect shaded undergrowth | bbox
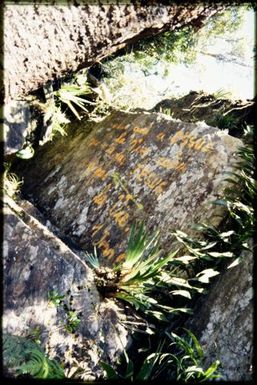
[3,334,64,379]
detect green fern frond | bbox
[3,334,64,379]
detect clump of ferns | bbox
[85,223,216,323]
[3,334,64,379]
[32,70,111,143]
[53,68,112,122]
[35,82,93,142]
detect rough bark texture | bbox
[185,246,253,381]
[16,111,242,266]
[4,2,222,102]
[3,196,128,380]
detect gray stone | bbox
[3,196,128,380]
[151,91,255,138]
[3,100,37,155]
[185,246,253,381]
[17,110,242,266]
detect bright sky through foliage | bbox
[105,8,254,110]
[163,8,255,101]
[144,9,254,104]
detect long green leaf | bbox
[183,329,204,359]
[100,361,120,379]
[123,223,159,271]
[201,360,221,381]
[196,268,219,283]
[124,359,134,380]
[144,310,168,321]
[85,249,100,269]
[171,290,192,299]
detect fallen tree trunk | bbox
[4,1,223,102]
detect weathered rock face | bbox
[151,91,255,138]
[4,2,222,102]
[3,197,128,379]
[17,111,242,266]
[185,246,253,381]
[3,100,40,156]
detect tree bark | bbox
[4,1,224,102]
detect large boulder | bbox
[151,91,255,138]
[5,107,253,381]
[185,245,253,381]
[16,110,242,266]
[4,3,222,102]
[3,196,128,380]
[3,99,39,156]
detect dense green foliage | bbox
[3,334,64,379]
[102,6,248,80]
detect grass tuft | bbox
[3,334,64,379]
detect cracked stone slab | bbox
[17,110,242,266]
[3,197,128,380]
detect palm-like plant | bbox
[86,223,206,321]
[54,83,96,120]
